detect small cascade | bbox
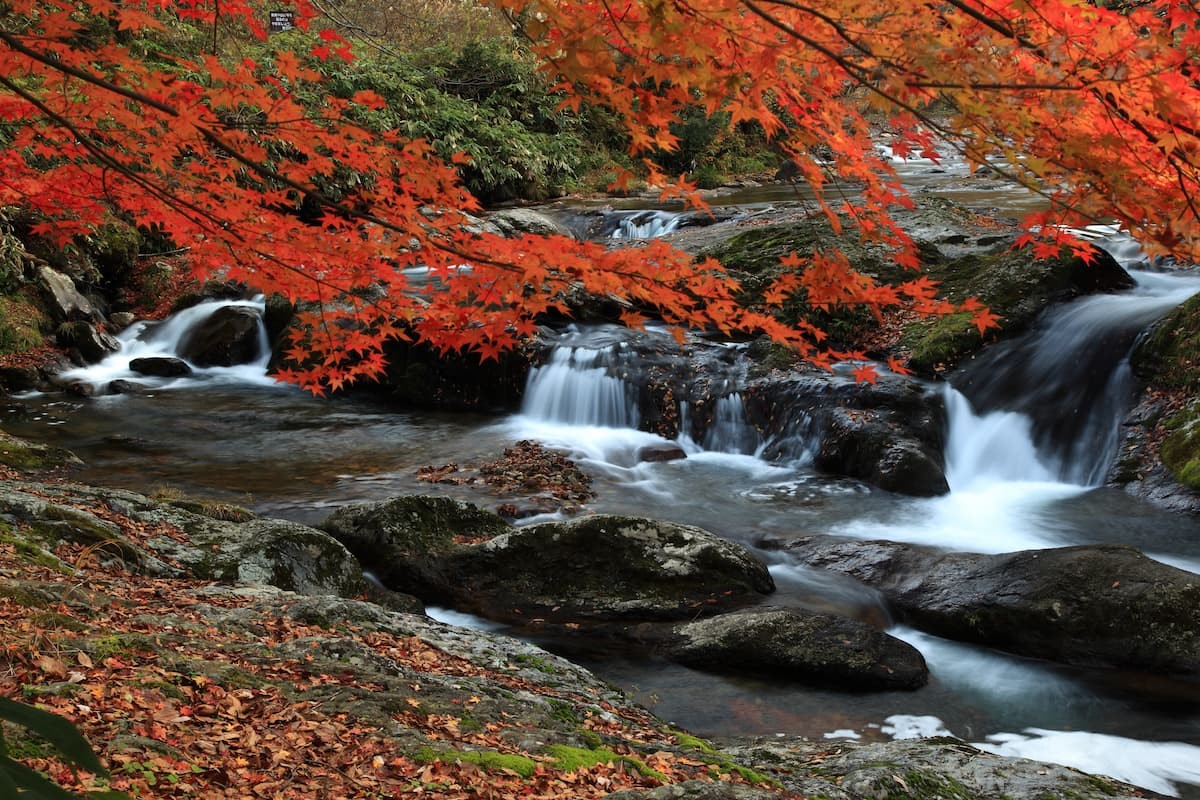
[950,269,1200,485]
[701,392,760,455]
[520,346,639,428]
[58,297,274,392]
[609,210,684,240]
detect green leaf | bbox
[3,756,88,800]
[0,699,105,775]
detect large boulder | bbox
[669,607,928,690]
[178,305,263,366]
[782,536,1200,673]
[130,356,192,377]
[37,265,99,321]
[484,208,574,239]
[324,501,774,623]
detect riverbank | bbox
[0,434,1179,800]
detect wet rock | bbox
[637,444,687,463]
[720,736,1164,800]
[56,320,120,364]
[130,356,192,377]
[0,365,43,393]
[669,607,928,690]
[783,536,1200,673]
[37,265,98,321]
[815,408,949,496]
[178,305,263,366]
[0,430,82,471]
[745,369,948,495]
[109,311,137,329]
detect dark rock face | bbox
[745,370,949,495]
[130,356,192,377]
[56,321,120,364]
[669,607,928,690]
[324,502,774,624]
[784,536,1200,673]
[178,305,263,366]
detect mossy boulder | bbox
[1133,292,1200,393]
[321,495,511,593]
[329,507,776,623]
[431,515,775,623]
[901,245,1132,374]
[178,304,263,366]
[669,607,928,690]
[0,430,81,471]
[783,536,1200,673]
[0,293,51,357]
[1159,402,1200,490]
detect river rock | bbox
[720,736,1165,800]
[637,444,687,463]
[669,607,928,690]
[56,320,120,364]
[484,208,574,238]
[130,356,192,377]
[178,304,263,366]
[745,369,948,495]
[782,535,1200,673]
[321,495,512,591]
[37,265,98,321]
[326,502,775,623]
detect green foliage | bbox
[1161,403,1200,490]
[543,744,667,781]
[0,696,129,799]
[302,39,598,202]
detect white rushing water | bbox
[609,210,684,239]
[58,297,276,391]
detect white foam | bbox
[425,607,506,632]
[881,715,954,740]
[977,729,1200,797]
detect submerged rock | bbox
[669,607,928,690]
[783,536,1200,673]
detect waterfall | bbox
[947,269,1200,486]
[520,346,639,428]
[609,210,684,240]
[57,297,274,392]
[702,393,761,455]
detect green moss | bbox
[28,611,87,632]
[0,434,74,471]
[0,294,48,357]
[0,584,44,607]
[876,769,974,800]
[511,653,556,674]
[414,747,538,778]
[0,529,71,573]
[166,499,256,523]
[1133,293,1200,392]
[546,699,579,724]
[1160,403,1200,490]
[544,744,667,781]
[669,729,717,755]
[0,721,55,760]
[901,312,981,374]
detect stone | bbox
[178,305,263,366]
[670,607,928,690]
[130,356,192,377]
[720,737,1163,800]
[484,208,574,238]
[109,312,137,329]
[637,444,687,463]
[55,321,119,364]
[37,265,98,321]
[783,536,1200,673]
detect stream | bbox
[5,166,1200,796]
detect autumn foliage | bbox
[2,0,1199,390]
